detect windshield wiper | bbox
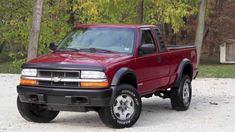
[57,47,117,53]
[57,48,80,52]
[79,48,117,53]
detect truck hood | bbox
[28,51,132,68]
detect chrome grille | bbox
[38,70,80,78]
[37,70,80,88]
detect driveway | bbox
[0,74,234,132]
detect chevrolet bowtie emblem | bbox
[51,77,62,82]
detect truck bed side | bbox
[167,46,197,87]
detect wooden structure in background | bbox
[220,39,235,63]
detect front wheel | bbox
[17,96,59,123]
[170,75,192,111]
[98,84,142,128]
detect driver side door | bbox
[134,28,161,94]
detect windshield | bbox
[57,28,136,54]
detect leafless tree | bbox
[137,0,144,24]
[27,0,43,61]
[195,0,207,66]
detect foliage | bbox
[0,0,199,70]
[0,0,33,60]
[39,0,72,55]
[67,0,139,24]
[144,0,198,32]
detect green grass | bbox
[198,64,235,78]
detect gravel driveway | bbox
[0,74,234,132]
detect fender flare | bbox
[109,67,137,105]
[111,67,137,86]
[173,58,193,88]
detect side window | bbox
[155,29,166,52]
[139,30,156,55]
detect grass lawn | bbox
[198,64,235,78]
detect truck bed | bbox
[167,45,196,50]
[166,45,198,86]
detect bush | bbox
[0,52,12,63]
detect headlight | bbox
[81,71,106,79]
[21,69,37,76]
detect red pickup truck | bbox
[17,24,198,128]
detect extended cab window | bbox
[155,29,167,52]
[139,30,156,55]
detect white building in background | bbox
[220,39,235,63]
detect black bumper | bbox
[17,85,113,107]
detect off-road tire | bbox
[170,75,192,111]
[98,84,142,128]
[17,96,59,123]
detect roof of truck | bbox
[75,24,157,29]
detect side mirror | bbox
[49,42,57,51]
[138,44,156,55]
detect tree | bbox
[144,0,198,32]
[195,0,207,66]
[27,0,43,61]
[137,0,144,24]
[0,0,200,71]
[0,0,33,64]
[202,0,231,57]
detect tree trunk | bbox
[136,0,144,24]
[195,0,207,66]
[27,0,43,61]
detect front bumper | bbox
[17,85,113,108]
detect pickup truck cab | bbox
[17,24,198,128]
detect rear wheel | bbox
[17,96,59,123]
[98,84,142,128]
[170,75,192,111]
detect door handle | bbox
[156,57,161,63]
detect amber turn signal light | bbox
[20,79,37,86]
[80,82,109,88]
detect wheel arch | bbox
[111,67,138,89]
[173,58,193,88]
[110,67,138,106]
